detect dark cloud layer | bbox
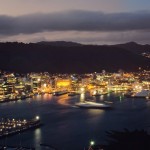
[0,10,150,35]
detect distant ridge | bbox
[37,41,82,47]
[114,41,150,54]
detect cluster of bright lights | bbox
[134,85,142,91]
[80,88,85,92]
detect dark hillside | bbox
[0,42,149,73]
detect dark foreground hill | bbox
[0,42,149,73]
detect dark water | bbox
[0,92,150,150]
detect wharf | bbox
[0,95,33,104]
[0,116,41,138]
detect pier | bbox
[0,116,41,138]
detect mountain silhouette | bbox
[0,41,149,73]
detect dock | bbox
[0,116,41,138]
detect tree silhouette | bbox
[105,129,150,150]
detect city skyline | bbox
[0,0,150,44]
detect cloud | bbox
[0,10,150,36]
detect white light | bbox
[93,91,97,95]
[90,140,95,146]
[80,88,85,92]
[36,116,40,120]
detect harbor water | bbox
[0,92,150,150]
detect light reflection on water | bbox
[42,94,53,100]
[57,94,70,106]
[87,109,105,116]
[33,95,42,101]
[100,95,104,101]
[80,93,85,102]
[34,128,41,149]
[0,93,149,150]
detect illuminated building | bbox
[56,79,71,90]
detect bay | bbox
[0,93,149,150]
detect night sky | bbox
[0,0,150,44]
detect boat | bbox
[53,91,68,96]
[0,116,41,139]
[75,101,112,109]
